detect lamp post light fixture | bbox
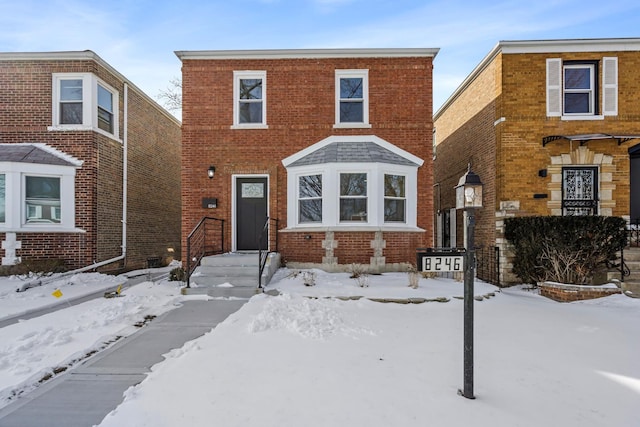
[207,165,216,179]
[455,164,483,400]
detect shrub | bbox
[504,216,627,284]
[0,259,67,278]
[169,267,186,282]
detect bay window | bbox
[299,174,322,223]
[51,73,119,137]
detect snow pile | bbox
[0,278,183,408]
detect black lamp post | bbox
[455,165,483,400]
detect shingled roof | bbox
[0,144,83,167]
[286,140,420,167]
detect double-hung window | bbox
[340,173,368,222]
[563,63,595,115]
[97,84,114,133]
[25,176,61,223]
[546,57,618,119]
[233,71,267,128]
[384,174,406,222]
[51,73,119,137]
[59,79,84,125]
[335,70,370,128]
[298,174,323,223]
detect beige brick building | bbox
[177,48,438,273]
[434,38,640,285]
[0,51,181,271]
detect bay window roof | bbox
[0,143,83,167]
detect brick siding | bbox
[0,54,181,271]
[181,54,434,268]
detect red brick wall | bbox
[0,55,181,271]
[181,54,434,266]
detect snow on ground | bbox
[0,272,185,408]
[98,270,639,427]
[1,268,639,426]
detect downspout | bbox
[17,84,129,291]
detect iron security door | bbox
[562,167,598,216]
[236,177,268,250]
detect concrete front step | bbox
[621,280,640,298]
[184,252,281,298]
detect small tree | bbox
[157,77,182,112]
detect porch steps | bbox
[621,247,640,298]
[182,252,281,299]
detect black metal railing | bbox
[627,219,640,247]
[476,245,500,286]
[258,217,279,288]
[186,216,225,288]
[416,246,500,286]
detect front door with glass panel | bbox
[562,167,598,216]
[236,177,268,251]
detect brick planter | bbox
[539,281,622,302]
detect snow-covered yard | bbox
[1,268,639,426]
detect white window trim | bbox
[0,162,79,232]
[547,57,618,120]
[334,69,371,128]
[286,162,418,229]
[232,70,268,129]
[562,63,595,116]
[50,73,120,140]
[297,172,324,224]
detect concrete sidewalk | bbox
[0,299,246,427]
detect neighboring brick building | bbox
[434,38,640,285]
[0,51,181,271]
[176,48,438,272]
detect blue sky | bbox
[1,0,639,114]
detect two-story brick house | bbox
[0,51,181,272]
[433,38,640,285]
[176,48,438,272]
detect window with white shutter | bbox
[546,58,562,116]
[602,57,618,116]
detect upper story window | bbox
[334,70,370,128]
[51,73,119,138]
[97,84,114,133]
[546,57,617,120]
[59,79,83,125]
[233,71,267,128]
[563,63,595,115]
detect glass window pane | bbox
[300,199,322,223]
[0,174,5,223]
[564,68,590,90]
[384,199,406,222]
[98,108,114,133]
[340,198,367,221]
[98,85,113,111]
[384,175,405,197]
[239,101,263,123]
[60,79,83,101]
[299,175,322,198]
[564,93,590,114]
[60,102,83,124]
[240,79,262,100]
[340,78,363,99]
[339,101,363,122]
[340,173,367,196]
[25,176,61,223]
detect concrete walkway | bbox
[0,299,246,427]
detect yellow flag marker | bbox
[52,289,63,298]
[115,284,122,295]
